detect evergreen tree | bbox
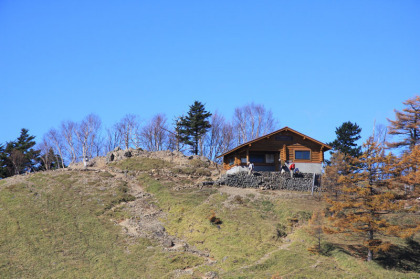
[4,129,40,176]
[179,101,212,155]
[387,95,420,151]
[328,121,362,158]
[0,144,8,178]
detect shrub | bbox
[233,195,244,204]
[274,223,288,240]
[208,210,222,225]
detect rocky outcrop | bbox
[105,147,211,167]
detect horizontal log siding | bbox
[222,130,325,169]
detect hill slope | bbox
[0,153,419,278]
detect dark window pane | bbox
[295,150,310,160]
[265,154,274,163]
[250,154,265,163]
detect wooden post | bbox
[246,148,249,163]
[311,173,316,196]
[283,144,287,162]
[282,144,286,162]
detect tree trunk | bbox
[367,249,373,262]
[367,230,374,261]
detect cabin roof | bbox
[216,126,332,158]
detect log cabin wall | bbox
[221,128,329,170]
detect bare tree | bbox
[115,114,139,150]
[233,103,277,144]
[46,128,65,168]
[104,125,122,153]
[38,137,55,170]
[167,116,185,152]
[91,133,104,157]
[61,120,78,163]
[74,114,102,163]
[373,123,388,147]
[204,112,234,162]
[140,114,168,151]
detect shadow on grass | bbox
[376,238,420,273]
[320,243,337,256]
[319,242,365,258]
[322,239,420,272]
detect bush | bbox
[274,223,288,240]
[208,210,222,225]
[233,195,244,204]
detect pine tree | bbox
[325,136,419,261]
[387,95,420,151]
[0,144,8,178]
[328,121,362,158]
[4,129,40,175]
[179,101,212,155]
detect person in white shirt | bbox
[248,162,254,175]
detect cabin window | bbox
[228,157,235,165]
[295,150,311,160]
[275,135,293,141]
[265,154,274,163]
[249,154,265,163]
[241,157,247,163]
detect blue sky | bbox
[1,0,419,150]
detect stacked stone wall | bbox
[218,172,320,191]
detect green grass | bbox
[0,171,204,278]
[1,157,419,278]
[137,174,420,278]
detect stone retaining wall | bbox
[218,172,320,191]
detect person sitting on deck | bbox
[281,163,288,174]
[247,162,254,175]
[289,161,295,178]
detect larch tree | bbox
[325,136,419,262]
[385,145,420,201]
[322,151,350,200]
[387,95,420,151]
[179,101,212,155]
[306,209,326,254]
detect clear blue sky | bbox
[1,0,419,150]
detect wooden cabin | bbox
[217,127,332,174]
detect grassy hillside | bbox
[0,156,419,278]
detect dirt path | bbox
[95,165,217,278]
[238,240,292,271]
